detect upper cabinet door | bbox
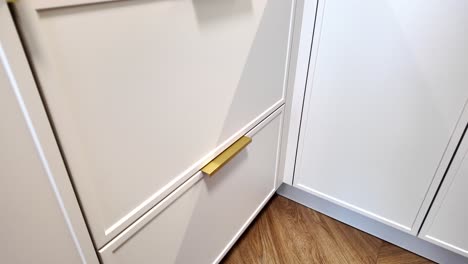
[419,129,468,257]
[13,0,294,247]
[294,0,468,234]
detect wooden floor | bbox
[222,195,434,264]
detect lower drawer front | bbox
[99,109,283,264]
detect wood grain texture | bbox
[222,195,433,264]
[375,242,435,264]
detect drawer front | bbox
[99,108,283,264]
[14,0,293,246]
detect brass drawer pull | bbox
[202,136,252,176]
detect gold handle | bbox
[202,136,252,176]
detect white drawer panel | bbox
[16,0,293,246]
[99,108,283,264]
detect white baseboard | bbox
[277,184,468,264]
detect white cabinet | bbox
[419,130,468,257]
[0,2,97,263]
[14,0,294,247]
[293,0,468,234]
[8,0,468,262]
[4,0,293,261]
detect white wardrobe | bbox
[3,0,294,263]
[288,0,468,259]
[2,0,468,263]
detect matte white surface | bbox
[273,0,300,188]
[412,103,468,235]
[294,0,468,233]
[420,127,468,257]
[16,0,293,246]
[0,61,81,264]
[280,0,317,185]
[100,109,283,264]
[0,2,98,263]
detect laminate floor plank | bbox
[376,242,434,264]
[222,195,433,264]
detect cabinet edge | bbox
[0,3,99,263]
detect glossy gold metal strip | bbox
[202,136,252,176]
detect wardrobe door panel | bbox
[294,0,468,233]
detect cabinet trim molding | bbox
[281,0,318,185]
[28,0,122,10]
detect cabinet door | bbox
[13,0,293,247]
[0,2,97,263]
[419,130,468,257]
[294,0,468,234]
